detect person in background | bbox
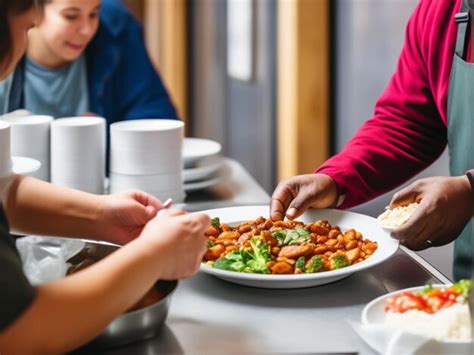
[0,1,209,353]
[270,0,474,281]
[1,0,178,122]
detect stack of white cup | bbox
[109,119,185,202]
[50,117,106,194]
[1,115,53,181]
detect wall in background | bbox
[190,0,277,192]
[333,0,453,279]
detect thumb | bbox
[286,191,318,220]
[389,184,421,209]
[145,205,157,219]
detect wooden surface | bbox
[277,0,330,179]
[144,0,189,129]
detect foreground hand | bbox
[390,176,473,250]
[270,174,338,221]
[139,211,211,280]
[98,190,163,245]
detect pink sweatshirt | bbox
[317,0,465,209]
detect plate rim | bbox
[182,138,222,162]
[198,205,399,282]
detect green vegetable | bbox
[306,255,324,273]
[295,256,306,271]
[450,279,472,298]
[272,227,311,246]
[271,230,287,245]
[211,217,220,228]
[421,284,434,295]
[212,251,246,272]
[331,254,349,269]
[207,240,214,248]
[212,236,270,274]
[245,237,271,274]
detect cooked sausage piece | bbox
[278,244,313,259]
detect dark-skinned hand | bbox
[270,174,338,221]
[390,176,473,251]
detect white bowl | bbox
[362,285,473,353]
[110,119,183,175]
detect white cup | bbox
[1,115,53,181]
[0,121,13,177]
[51,117,106,194]
[110,119,184,175]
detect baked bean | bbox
[271,261,293,274]
[345,241,358,250]
[317,235,328,244]
[204,244,225,261]
[238,224,252,233]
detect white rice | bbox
[385,303,472,342]
[377,202,419,228]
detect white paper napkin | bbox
[350,321,440,355]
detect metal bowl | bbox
[69,242,178,349]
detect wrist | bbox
[316,173,344,208]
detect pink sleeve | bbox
[317,0,447,209]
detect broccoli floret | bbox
[306,255,324,273]
[331,254,349,269]
[245,237,270,274]
[295,256,306,271]
[211,217,220,228]
[271,230,286,245]
[207,240,214,248]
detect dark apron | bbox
[448,0,473,280]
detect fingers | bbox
[389,184,420,209]
[391,199,435,250]
[128,190,164,210]
[270,183,295,221]
[286,193,313,220]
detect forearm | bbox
[4,175,102,238]
[0,239,162,354]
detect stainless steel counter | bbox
[75,159,450,355]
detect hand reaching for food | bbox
[270,174,338,221]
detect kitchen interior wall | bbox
[333,0,453,279]
[189,0,277,193]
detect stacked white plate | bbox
[0,115,53,181]
[51,117,106,194]
[182,138,225,191]
[110,119,185,202]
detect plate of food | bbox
[361,280,473,352]
[199,206,399,288]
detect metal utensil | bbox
[157,198,173,216]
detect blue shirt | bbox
[7,0,178,123]
[24,55,89,118]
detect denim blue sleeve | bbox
[114,9,179,120]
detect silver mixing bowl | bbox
[68,241,178,349]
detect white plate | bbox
[182,138,221,168]
[183,156,223,182]
[198,206,399,289]
[362,285,473,351]
[184,175,224,192]
[12,156,41,175]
